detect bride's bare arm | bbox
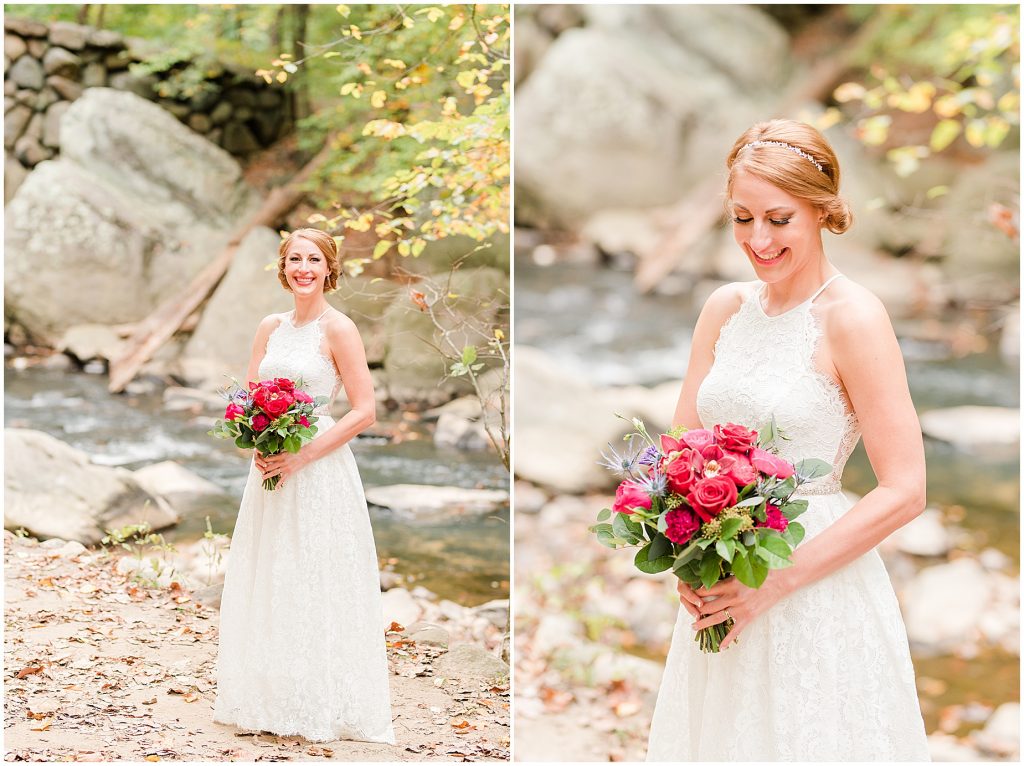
[672,284,746,429]
[245,315,282,385]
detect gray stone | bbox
[901,558,993,652]
[107,70,155,99]
[13,88,34,106]
[891,508,951,557]
[514,481,547,515]
[4,78,16,96]
[13,133,47,165]
[920,406,1019,450]
[972,702,1020,758]
[81,61,106,88]
[187,88,219,113]
[193,582,224,609]
[434,643,509,682]
[209,101,232,125]
[24,111,42,142]
[57,322,124,361]
[225,88,256,107]
[4,151,28,202]
[87,28,124,49]
[252,109,282,143]
[5,33,26,61]
[256,88,282,108]
[34,85,58,111]
[4,18,48,38]
[26,38,47,59]
[4,104,31,148]
[187,112,211,134]
[133,461,225,503]
[181,227,292,384]
[405,621,450,648]
[381,587,422,628]
[104,50,130,70]
[156,98,190,119]
[222,121,260,154]
[82,359,105,374]
[48,21,89,51]
[42,100,70,148]
[42,46,81,78]
[4,428,179,545]
[42,353,74,371]
[162,386,229,413]
[472,599,509,631]
[434,411,491,451]
[927,733,984,762]
[207,127,222,145]
[46,74,83,101]
[364,484,509,518]
[379,570,402,591]
[8,54,44,89]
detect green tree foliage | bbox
[834,5,1019,177]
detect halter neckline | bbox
[287,307,331,329]
[755,274,844,319]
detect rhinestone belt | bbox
[794,480,843,496]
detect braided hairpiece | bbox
[740,140,825,174]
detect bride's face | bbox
[283,236,328,295]
[729,171,824,282]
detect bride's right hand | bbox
[254,451,267,475]
[676,579,703,618]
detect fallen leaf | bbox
[30,717,53,731]
[386,621,405,633]
[142,698,157,705]
[321,749,333,757]
[145,756,160,762]
[26,710,49,720]
[17,665,43,679]
[39,577,54,587]
[613,700,640,717]
[183,693,199,703]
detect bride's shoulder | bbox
[320,307,359,339]
[256,313,287,333]
[818,277,894,342]
[700,280,758,321]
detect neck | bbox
[292,295,330,323]
[761,255,837,310]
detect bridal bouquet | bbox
[591,417,831,652]
[208,377,328,490]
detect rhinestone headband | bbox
[740,140,825,174]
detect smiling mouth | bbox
[293,277,316,285]
[752,247,788,264]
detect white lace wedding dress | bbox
[213,311,395,744]
[646,276,930,761]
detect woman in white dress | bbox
[213,228,395,744]
[646,120,930,760]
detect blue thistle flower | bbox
[636,469,668,498]
[598,441,643,477]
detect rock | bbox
[979,547,1012,572]
[999,304,1018,364]
[34,85,58,111]
[222,121,260,154]
[5,89,256,344]
[4,78,15,96]
[14,133,48,166]
[157,98,190,120]
[107,70,156,99]
[8,54,44,89]
[927,733,984,762]
[163,386,228,413]
[40,353,73,371]
[104,50,130,70]
[4,428,179,545]
[193,582,224,609]
[972,702,1020,758]
[424,396,483,422]
[472,599,509,631]
[47,539,87,558]
[133,461,225,504]
[434,643,509,682]
[4,104,31,148]
[379,570,402,591]
[209,101,232,126]
[900,558,994,652]
[48,21,89,50]
[364,484,509,518]
[252,109,282,143]
[381,587,422,628]
[23,111,43,142]
[405,621,449,648]
[46,74,83,101]
[891,508,951,557]
[181,227,293,384]
[42,46,80,78]
[532,612,584,655]
[514,481,547,514]
[434,411,491,451]
[81,61,106,88]
[187,112,211,134]
[42,100,70,148]
[920,406,1019,450]
[4,18,49,38]
[82,359,105,375]
[5,33,26,61]
[87,28,123,49]
[57,323,125,362]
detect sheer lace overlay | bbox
[213,314,396,745]
[646,282,929,761]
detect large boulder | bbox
[5,89,257,345]
[515,6,785,226]
[364,484,509,519]
[4,428,179,545]
[434,643,509,682]
[919,406,1019,451]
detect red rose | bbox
[760,503,789,532]
[224,403,244,421]
[665,508,700,545]
[294,390,314,404]
[686,476,738,522]
[273,377,296,391]
[298,415,310,427]
[664,448,702,495]
[611,480,652,515]
[253,384,295,418]
[251,413,271,432]
[750,447,795,479]
[718,452,758,488]
[681,428,715,453]
[714,423,758,454]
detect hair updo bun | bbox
[726,119,853,236]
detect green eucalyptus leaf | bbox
[719,517,744,540]
[715,539,735,563]
[596,508,611,522]
[781,499,809,520]
[735,495,764,508]
[785,522,806,548]
[795,458,832,480]
[699,552,722,590]
[612,512,641,545]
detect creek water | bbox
[516,255,1019,731]
[4,366,509,606]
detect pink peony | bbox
[714,423,758,454]
[681,428,715,453]
[251,413,271,432]
[665,508,701,545]
[750,447,795,479]
[294,390,314,404]
[253,383,295,418]
[612,480,652,515]
[224,403,244,421]
[686,476,738,522]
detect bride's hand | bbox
[675,579,704,619]
[691,575,786,650]
[255,450,310,488]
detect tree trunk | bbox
[77,4,90,25]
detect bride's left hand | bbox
[690,575,786,651]
[256,450,311,488]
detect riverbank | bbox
[4,531,510,762]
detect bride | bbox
[646,120,930,760]
[213,228,395,744]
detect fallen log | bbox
[107,139,336,393]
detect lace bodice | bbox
[258,311,341,413]
[695,277,860,488]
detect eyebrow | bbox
[732,204,795,214]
